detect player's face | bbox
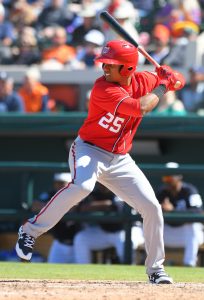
[102,64,122,82]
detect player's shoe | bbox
[148,271,173,284]
[15,226,35,261]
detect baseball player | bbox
[15,40,185,284]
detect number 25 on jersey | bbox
[98,112,125,133]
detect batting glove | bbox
[156,65,185,91]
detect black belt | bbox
[84,141,95,146]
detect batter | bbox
[15,40,185,284]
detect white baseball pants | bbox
[23,136,165,275]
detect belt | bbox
[84,140,95,146]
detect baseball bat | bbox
[100,11,181,88]
[100,11,160,69]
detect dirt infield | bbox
[0,280,204,300]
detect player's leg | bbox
[22,139,99,237]
[99,153,172,283]
[16,138,102,260]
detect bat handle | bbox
[138,46,160,69]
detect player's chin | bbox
[104,74,113,82]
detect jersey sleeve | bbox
[92,78,142,117]
[135,71,160,94]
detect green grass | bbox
[0,262,203,283]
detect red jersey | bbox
[79,71,160,154]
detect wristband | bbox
[152,84,166,98]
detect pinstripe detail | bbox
[112,87,133,153]
[30,182,72,224]
[113,95,129,116]
[112,116,131,153]
[71,141,77,181]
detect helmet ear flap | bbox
[120,66,135,76]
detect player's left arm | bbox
[140,66,186,115]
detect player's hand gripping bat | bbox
[100,11,183,89]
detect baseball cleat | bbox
[148,271,173,284]
[15,226,35,261]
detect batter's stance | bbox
[16,40,185,284]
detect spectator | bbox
[132,0,154,18]
[104,0,139,43]
[73,182,125,264]
[153,2,201,68]
[35,0,70,29]
[74,29,105,69]
[18,67,50,112]
[150,90,187,116]
[70,5,101,48]
[157,167,204,267]
[12,26,41,65]
[179,66,204,113]
[0,3,15,63]
[155,0,202,30]
[32,172,82,263]
[0,71,25,112]
[165,21,199,68]
[144,24,171,65]
[9,0,38,31]
[39,25,76,69]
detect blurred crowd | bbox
[0,0,204,113]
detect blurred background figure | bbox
[0,3,15,64]
[144,24,171,65]
[35,0,69,30]
[179,66,204,113]
[32,172,82,263]
[0,71,25,112]
[11,26,41,65]
[153,0,201,68]
[73,29,105,69]
[9,0,38,32]
[155,0,202,30]
[39,25,76,69]
[74,181,145,265]
[103,0,139,43]
[73,182,124,264]
[18,67,50,112]
[150,90,187,116]
[156,168,204,267]
[70,4,102,48]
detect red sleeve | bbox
[92,77,142,117]
[91,72,160,118]
[116,71,160,116]
[134,71,160,95]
